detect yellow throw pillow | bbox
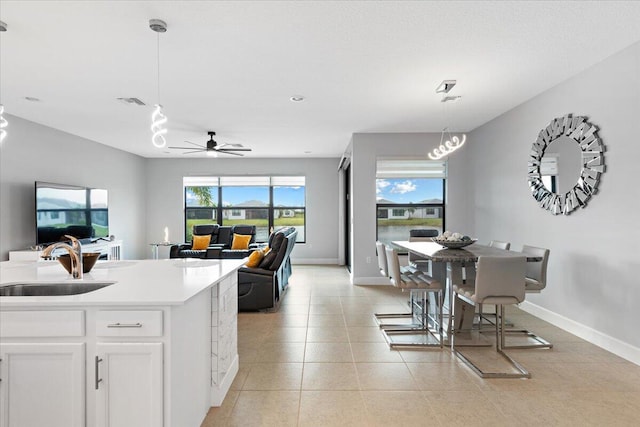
[192,234,211,250]
[231,233,252,250]
[246,250,264,268]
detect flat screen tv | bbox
[35,181,109,245]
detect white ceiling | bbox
[1,1,639,159]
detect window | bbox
[376,159,446,246]
[272,176,306,242]
[184,176,306,243]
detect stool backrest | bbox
[521,245,550,289]
[489,240,511,250]
[385,246,404,288]
[409,230,437,266]
[376,241,388,277]
[475,256,526,303]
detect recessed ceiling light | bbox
[304,151,312,154]
[25,96,41,102]
[290,95,305,102]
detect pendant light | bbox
[0,20,8,144]
[428,80,467,160]
[150,19,168,148]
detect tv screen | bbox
[35,181,109,245]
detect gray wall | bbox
[0,116,341,263]
[144,157,340,263]
[467,42,640,351]
[349,132,471,284]
[0,115,148,260]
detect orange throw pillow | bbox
[192,234,211,250]
[231,233,252,250]
[246,250,264,268]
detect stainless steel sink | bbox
[0,282,115,296]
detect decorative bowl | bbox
[57,252,101,274]
[431,238,477,249]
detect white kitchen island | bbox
[0,258,245,427]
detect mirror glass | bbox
[540,136,583,194]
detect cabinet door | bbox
[0,343,85,427]
[95,343,163,427]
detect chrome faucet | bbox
[42,235,83,279]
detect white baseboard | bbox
[291,258,339,265]
[519,301,640,366]
[353,276,391,285]
[211,354,239,407]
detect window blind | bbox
[376,159,447,179]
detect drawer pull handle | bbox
[107,322,143,328]
[95,356,103,390]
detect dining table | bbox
[392,240,542,340]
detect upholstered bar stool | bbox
[503,245,552,349]
[451,255,530,378]
[477,240,511,328]
[382,246,444,348]
[374,241,420,328]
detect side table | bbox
[149,242,174,259]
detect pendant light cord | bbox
[157,32,161,105]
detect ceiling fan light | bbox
[206,150,218,157]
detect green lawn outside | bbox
[275,217,304,226]
[93,225,109,237]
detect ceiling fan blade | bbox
[183,140,205,148]
[181,150,206,155]
[217,143,245,148]
[218,150,244,157]
[168,146,205,150]
[217,147,252,152]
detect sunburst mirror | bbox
[527,114,605,215]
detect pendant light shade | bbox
[0,105,7,144]
[150,19,168,148]
[0,21,7,144]
[428,80,467,160]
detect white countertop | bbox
[0,258,246,307]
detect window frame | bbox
[183,177,306,243]
[375,174,446,248]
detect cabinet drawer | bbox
[96,310,163,337]
[0,310,85,337]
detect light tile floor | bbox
[202,265,640,426]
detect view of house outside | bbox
[376,178,444,246]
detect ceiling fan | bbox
[168,131,252,156]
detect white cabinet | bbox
[95,343,163,427]
[0,343,85,427]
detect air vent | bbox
[116,97,146,106]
